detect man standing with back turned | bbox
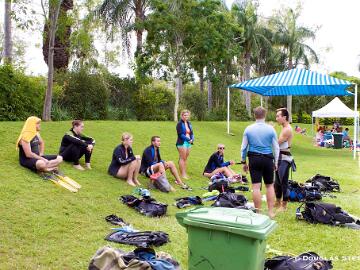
[240,107,279,218]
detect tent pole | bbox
[227,87,230,134]
[354,84,358,160]
[260,96,263,107]
[311,116,314,137]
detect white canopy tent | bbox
[312,97,359,158]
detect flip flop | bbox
[175,181,192,191]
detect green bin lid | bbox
[176,207,277,240]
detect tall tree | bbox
[142,0,195,121]
[43,0,74,71]
[95,0,150,55]
[3,0,12,64]
[187,0,240,111]
[42,0,63,121]
[270,7,318,121]
[232,0,270,116]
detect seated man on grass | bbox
[140,136,190,190]
[203,144,241,181]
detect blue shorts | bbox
[176,141,192,149]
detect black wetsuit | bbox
[140,145,164,177]
[203,151,230,174]
[19,135,57,171]
[59,129,95,165]
[108,144,136,176]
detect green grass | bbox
[0,121,359,269]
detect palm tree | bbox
[95,0,150,55]
[270,8,319,121]
[43,0,73,71]
[232,1,271,116]
[3,0,12,64]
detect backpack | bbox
[296,202,358,226]
[211,192,247,208]
[175,196,203,209]
[120,195,167,217]
[264,252,333,270]
[208,179,231,192]
[105,231,169,248]
[288,180,322,202]
[305,174,340,192]
[149,174,172,193]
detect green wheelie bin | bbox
[333,133,343,149]
[176,207,277,270]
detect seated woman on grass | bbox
[16,116,63,172]
[108,132,141,187]
[59,120,95,170]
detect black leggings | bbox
[60,144,92,165]
[275,160,291,201]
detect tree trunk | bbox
[199,68,204,92]
[287,56,293,122]
[43,0,73,71]
[244,51,252,117]
[136,30,143,53]
[134,0,145,54]
[207,79,212,111]
[42,0,63,121]
[174,74,182,122]
[3,0,12,64]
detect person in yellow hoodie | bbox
[16,116,63,172]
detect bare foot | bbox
[274,200,281,209]
[73,165,85,171]
[126,180,136,187]
[268,211,276,219]
[45,167,58,172]
[134,179,141,186]
[85,163,92,170]
[181,175,189,180]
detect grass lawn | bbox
[0,121,359,269]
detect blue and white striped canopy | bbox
[230,68,354,96]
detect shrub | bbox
[60,68,109,120]
[205,107,227,121]
[0,65,44,120]
[133,82,175,120]
[181,85,207,120]
[107,75,139,120]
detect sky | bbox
[1,0,360,78]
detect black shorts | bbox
[20,155,58,171]
[248,153,274,185]
[143,167,154,178]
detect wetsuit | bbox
[140,145,164,177]
[108,144,136,176]
[275,141,293,201]
[240,119,279,185]
[176,120,194,148]
[203,151,230,174]
[19,135,57,171]
[59,129,95,165]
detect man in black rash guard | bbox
[59,120,95,170]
